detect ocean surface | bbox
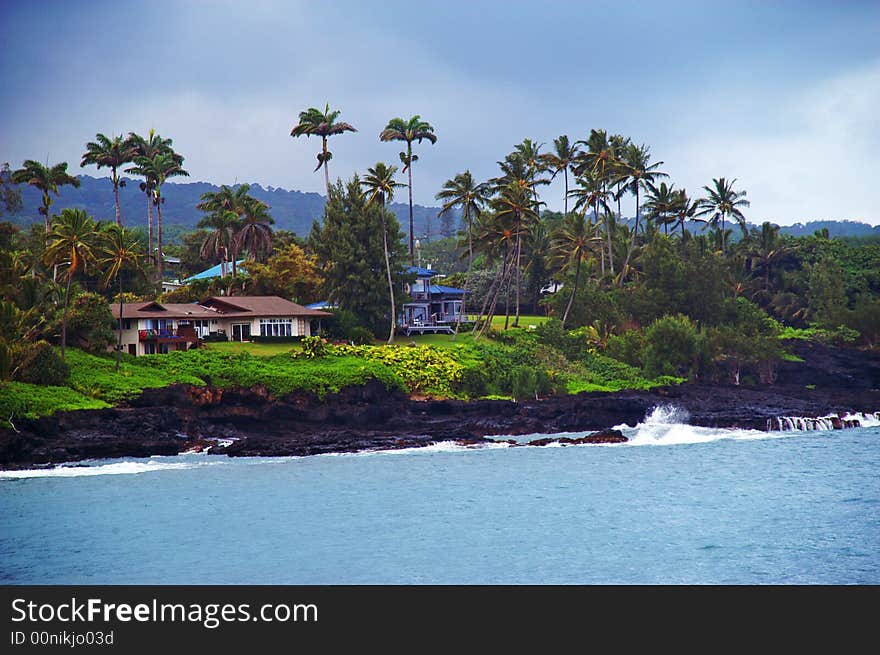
[1,407,878,584]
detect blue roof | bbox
[305,300,336,310]
[186,260,247,282]
[407,265,435,278]
[429,285,464,296]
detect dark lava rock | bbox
[527,429,627,447]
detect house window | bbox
[259,318,293,337]
[120,319,133,330]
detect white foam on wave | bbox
[0,458,215,480]
[842,412,880,428]
[319,440,513,458]
[614,404,769,447]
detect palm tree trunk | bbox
[156,198,164,285]
[146,192,153,266]
[61,274,72,359]
[561,254,582,328]
[322,136,331,197]
[381,203,396,344]
[721,213,726,254]
[563,167,569,218]
[604,184,614,276]
[619,186,640,287]
[113,172,121,226]
[407,144,414,266]
[116,274,124,372]
[473,257,507,338]
[513,224,522,328]
[480,250,513,339]
[595,199,604,276]
[453,208,472,339]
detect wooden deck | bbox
[401,324,454,336]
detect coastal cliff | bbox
[2,374,879,469]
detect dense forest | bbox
[1,109,879,419]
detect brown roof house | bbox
[111,296,330,356]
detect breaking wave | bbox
[615,405,769,447]
[0,457,217,480]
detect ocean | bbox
[1,407,878,584]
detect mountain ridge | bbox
[6,175,878,240]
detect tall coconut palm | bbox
[551,213,600,328]
[567,171,611,275]
[198,210,238,278]
[748,221,791,294]
[81,134,136,226]
[540,135,581,218]
[125,130,179,262]
[695,177,750,255]
[492,180,543,328]
[43,209,99,358]
[361,162,404,344]
[234,197,275,263]
[98,224,143,371]
[575,129,618,275]
[436,171,490,336]
[670,189,699,238]
[290,103,357,197]
[643,181,678,235]
[11,160,80,232]
[379,115,437,264]
[616,143,666,285]
[127,151,188,283]
[197,184,256,276]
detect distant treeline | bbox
[6,175,457,242]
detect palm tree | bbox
[436,171,490,336]
[748,222,791,294]
[198,210,238,278]
[11,160,80,232]
[126,130,179,261]
[575,129,617,275]
[616,143,666,285]
[197,184,258,275]
[695,177,750,255]
[551,213,600,328]
[492,180,543,328]
[98,224,143,371]
[290,103,357,197]
[43,209,99,358]
[379,115,437,265]
[361,162,404,344]
[234,197,275,262]
[643,181,678,235]
[567,171,611,275]
[127,151,188,283]
[81,134,136,226]
[540,135,581,218]
[669,189,699,238]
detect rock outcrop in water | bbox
[1,374,878,469]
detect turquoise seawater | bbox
[1,412,878,584]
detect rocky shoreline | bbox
[1,377,878,470]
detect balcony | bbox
[138,326,199,343]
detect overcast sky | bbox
[2,0,879,225]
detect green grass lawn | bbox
[201,315,551,356]
[204,341,301,356]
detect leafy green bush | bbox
[347,326,375,345]
[299,336,327,358]
[15,341,70,386]
[604,330,645,368]
[643,314,699,379]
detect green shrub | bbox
[299,336,328,358]
[643,314,699,379]
[347,326,375,345]
[604,330,645,368]
[15,341,70,386]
